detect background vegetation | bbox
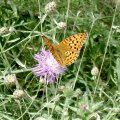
[0,0,120,120]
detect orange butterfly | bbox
[42,33,87,66]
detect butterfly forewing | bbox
[42,35,64,65]
[42,36,54,52]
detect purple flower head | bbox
[32,49,65,83]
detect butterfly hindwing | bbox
[58,33,87,65]
[59,33,87,50]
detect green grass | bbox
[0,0,120,120]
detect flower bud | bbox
[91,66,99,76]
[80,104,89,111]
[13,89,24,99]
[57,22,66,29]
[90,113,100,120]
[45,1,56,14]
[0,27,9,35]
[63,110,68,117]
[58,85,65,92]
[74,88,82,97]
[4,74,16,86]
[9,27,15,32]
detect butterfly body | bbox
[42,33,87,66]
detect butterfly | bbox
[42,33,87,66]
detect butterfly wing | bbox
[42,35,64,65]
[42,35,54,52]
[58,33,88,65]
[42,33,87,66]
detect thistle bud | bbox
[57,22,67,29]
[45,1,56,14]
[91,66,99,76]
[80,104,89,111]
[58,85,65,92]
[74,88,82,97]
[63,110,68,117]
[4,74,16,86]
[9,27,15,32]
[13,89,24,99]
[0,27,9,35]
[90,113,100,120]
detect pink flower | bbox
[32,49,65,83]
